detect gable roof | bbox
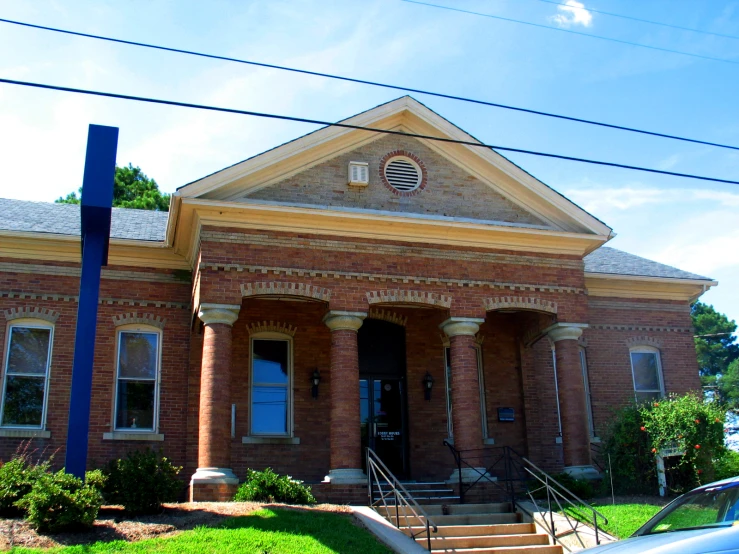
[174,96,613,237]
[0,198,167,242]
[0,198,714,285]
[584,246,711,281]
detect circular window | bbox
[379,151,427,195]
[384,157,421,192]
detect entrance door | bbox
[361,378,406,476]
[359,319,409,478]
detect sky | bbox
[0,0,737,328]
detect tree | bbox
[56,164,170,211]
[692,302,739,405]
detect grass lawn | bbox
[566,503,663,539]
[9,508,392,554]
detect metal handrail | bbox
[444,441,609,552]
[367,447,438,551]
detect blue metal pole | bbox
[65,124,118,479]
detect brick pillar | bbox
[440,317,486,482]
[190,303,240,501]
[323,311,366,484]
[546,323,598,479]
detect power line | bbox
[1,76,738,186]
[0,18,738,153]
[403,0,739,66]
[519,0,739,41]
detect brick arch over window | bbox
[366,290,452,309]
[3,306,60,323]
[626,336,663,349]
[246,321,297,337]
[484,296,558,315]
[112,312,166,329]
[368,308,408,327]
[240,281,331,303]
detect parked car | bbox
[580,476,739,553]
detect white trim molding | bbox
[545,323,589,342]
[198,303,240,326]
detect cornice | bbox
[177,199,608,262]
[585,272,716,302]
[0,231,189,270]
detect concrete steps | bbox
[374,498,562,553]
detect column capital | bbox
[323,311,367,332]
[545,322,588,342]
[440,317,485,337]
[198,303,241,326]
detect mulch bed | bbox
[0,502,352,550]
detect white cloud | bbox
[565,185,739,214]
[550,0,593,28]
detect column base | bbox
[563,465,601,481]
[190,467,239,502]
[447,467,496,484]
[323,468,366,485]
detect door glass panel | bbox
[372,379,405,476]
[360,379,369,471]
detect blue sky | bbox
[0,0,737,327]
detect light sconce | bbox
[311,369,321,398]
[423,371,434,401]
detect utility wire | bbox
[1,76,738,186]
[518,0,739,41]
[403,0,739,66]
[1,17,738,153]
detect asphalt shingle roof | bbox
[0,198,167,242]
[584,246,711,281]
[0,199,713,282]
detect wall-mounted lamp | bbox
[423,371,434,401]
[311,369,321,398]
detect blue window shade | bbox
[251,339,290,435]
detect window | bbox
[114,328,160,431]
[444,345,487,439]
[250,334,292,436]
[1,322,53,428]
[579,347,595,438]
[630,346,665,403]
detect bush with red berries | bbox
[602,393,727,495]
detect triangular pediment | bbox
[177,96,612,236]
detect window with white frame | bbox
[579,347,596,438]
[629,346,665,403]
[444,345,488,439]
[114,328,161,431]
[250,334,292,436]
[1,322,53,428]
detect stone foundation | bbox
[311,483,368,505]
[190,482,239,502]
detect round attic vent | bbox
[383,156,422,192]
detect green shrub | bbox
[714,450,739,481]
[16,469,103,532]
[233,468,316,504]
[103,449,182,514]
[602,393,727,495]
[553,473,594,500]
[0,449,52,516]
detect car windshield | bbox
[639,484,739,535]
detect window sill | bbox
[242,436,300,445]
[103,432,164,441]
[0,429,50,438]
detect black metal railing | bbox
[367,447,438,551]
[444,441,608,552]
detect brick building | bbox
[0,97,715,502]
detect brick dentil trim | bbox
[241,281,331,303]
[246,321,297,337]
[484,296,558,314]
[3,306,60,323]
[112,312,167,329]
[366,290,452,308]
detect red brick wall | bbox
[0,259,192,475]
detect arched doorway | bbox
[358,319,409,478]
